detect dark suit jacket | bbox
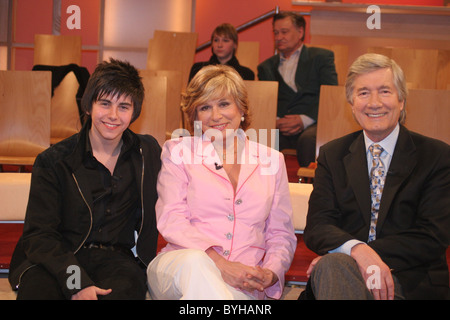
[304,126,450,299]
[257,45,338,120]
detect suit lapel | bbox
[295,45,309,91]
[273,46,307,91]
[272,55,287,86]
[196,139,229,181]
[236,140,259,193]
[377,127,417,232]
[343,133,372,225]
[196,137,260,191]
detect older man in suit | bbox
[257,11,337,166]
[303,53,450,300]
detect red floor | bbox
[284,154,300,183]
[0,223,23,270]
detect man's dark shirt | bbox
[83,130,140,249]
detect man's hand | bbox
[306,255,322,278]
[71,286,112,300]
[350,244,394,300]
[276,115,304,136]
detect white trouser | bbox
[147,249,255,300]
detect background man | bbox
[257,11,337,166]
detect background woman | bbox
[188,23,255,82]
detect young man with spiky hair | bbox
[9,59,161,300]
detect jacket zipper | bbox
[136,147,145,265]
[72,147,144,254]
[15,173,93,290]
[15,264,36,290]
[72,173,93,254]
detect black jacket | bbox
[257,45,338,120]
[8,120,161,298]
[189,54,255,83]
[32,64,90,119]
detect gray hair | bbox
[345,53,407,124]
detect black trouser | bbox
[16,247,147,300]
[279,124,317,167]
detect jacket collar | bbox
[66,119,143,210]
[208,54,241,68]
[194,131,261,192]
[66,118,141,171]
[344,131,372,225]
[64,118,91,171]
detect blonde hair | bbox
[182,64,251,133]
[345,53,407,124]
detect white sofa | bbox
[0,172,31,221]
[288,182,313,233]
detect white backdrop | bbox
[102,0,194,69]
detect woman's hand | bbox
[206,248,278,292]
[249,266,278,291]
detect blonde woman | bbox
[147,65,296,300]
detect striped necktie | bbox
[368,144,385,242]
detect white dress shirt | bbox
[277,45,315,129]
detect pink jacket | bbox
[155,134,297,299]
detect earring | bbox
[241,116,245,122]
